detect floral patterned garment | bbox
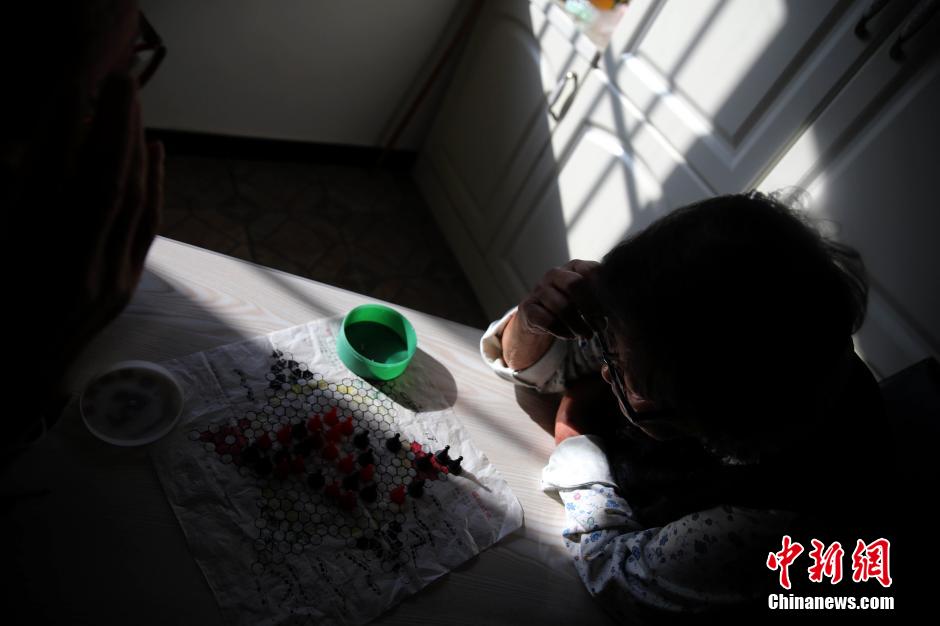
[482,311,798,616]
[550,450,796,616]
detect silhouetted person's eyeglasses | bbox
[132,12,165,87]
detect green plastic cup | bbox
[336,304,417,381]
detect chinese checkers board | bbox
[151,318,523,625]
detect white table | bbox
[4,237,613,625]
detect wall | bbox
[758,14,940,378]
[140,0,461,149]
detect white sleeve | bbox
[479,307,569,393]
[541,435,619,492]
[542,435,797,616]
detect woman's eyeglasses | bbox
[583,315,675,428]
[582,315,644,427]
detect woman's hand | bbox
[502,259,601,370]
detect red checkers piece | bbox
[390,485,406,505]
[291,456,305,474]
[326,426,343,444]
[340,491,358,511]
[257,432,272,450]
[339,418,354,436]
[324,406,339,427]
[321,443,339,460]
[359,463,375,482]
[431,455,449,474]
[337,453,356,474]
[276,425,292,446]
[416,452,435,474]
[307,415,322,432]
[410,441,423,454]
[274,459,290,480]
[324,481,341,499]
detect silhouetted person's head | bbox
[2,1,140,172]
[597,192,867,450]
[2,1,165,463]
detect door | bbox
[488,0,917,312]
[414,0,595,313]
[423,0,593,249]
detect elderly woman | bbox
[481,192,894,621]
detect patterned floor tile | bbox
[158,155,487,329]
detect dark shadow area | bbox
[153,129,418,168]
[157,141,490,329]
[413,0,573,308]
[879,358,939,616]
[789,27,940,375]
[2,266,242,626]
[371,347,458,412]
[513,386,560,438]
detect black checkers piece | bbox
[293,438,313,456]
[292,422,307,440]
[357,450,375,467]
[407,479,425,498]
[434,445,452,464]
[342,473,360,491]
[447,456,464,476]
[274,448,290,464]
[242,445,261,465]
[353,431,370,449]
[255,458,273,476]
[360,483,378,503]
[307,471,325,490]
[385,433,402,453]
[416,454,433,472]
